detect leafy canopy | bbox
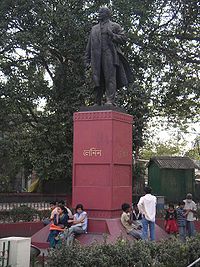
[0,0,199,190]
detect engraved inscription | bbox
[83,147,102,157]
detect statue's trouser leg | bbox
[95,65,105,105]
[101,50,116,103]
[95,87,103,105]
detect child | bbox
[176,201,187,242]
[121,203,142,240]
[164,204,178,234]
[131,203,142,228]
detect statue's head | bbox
[98,7,111,21]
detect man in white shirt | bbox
[184,193,197,237]
[137,186,157,241]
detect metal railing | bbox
[0,241,10,267]
[0,202,51,223]
[0,202,50,211]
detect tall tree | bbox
[0,0,199,191]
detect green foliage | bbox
[47,235,200,267]
[152,238,189,267]
[9,205,38,222]
[37,209,51,221]
[0,0,90,188]
[0,0,199,189]
[187,234,200,264]
[140,137,200,160]
[185,137,200,160]
[0,176,11,192]
[196,209,200,220]
[140,140,185,160]
[132,162,146,195]
[0,207,50,223]
[0,210,10,223]
[185,148,200,161]
[48,239,153,267]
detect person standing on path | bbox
[184,193,197,237]
[137,186,157,241]
[176,201,187,242]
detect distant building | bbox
[148,156,199,202]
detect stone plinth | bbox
[72,110,133,218]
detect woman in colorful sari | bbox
[47,204,69,248]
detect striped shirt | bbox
[176,207,186,227]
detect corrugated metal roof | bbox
[149,156,199,169]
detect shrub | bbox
[151,237,190,267]
[187,234,200,264]
[196,208,200,220]
[9,205,39,222]
[48,238,153,267]
[37,209,50,221]
[0,206,51,223]
[47,234,200,267]
[0,210,10,223]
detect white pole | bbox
[187,257,200,267]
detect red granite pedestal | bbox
[31,110,169,249]
[72,110,133,237]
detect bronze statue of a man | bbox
[85,7,132,106]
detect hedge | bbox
[47,234,200,267]
[0,205,50,222]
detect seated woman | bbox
[64,204,88,245]
[47,204,69,248]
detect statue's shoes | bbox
[105,101,117,106]
[93,103,101,106]
[105,101,112,105]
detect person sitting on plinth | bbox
[43,201,58,226]
[58,199,73,219]
[64,204,88,245]
[121,203,142,240]
[131,202,143,228]
[47,205,69,248]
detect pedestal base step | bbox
[31,218,168,249]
